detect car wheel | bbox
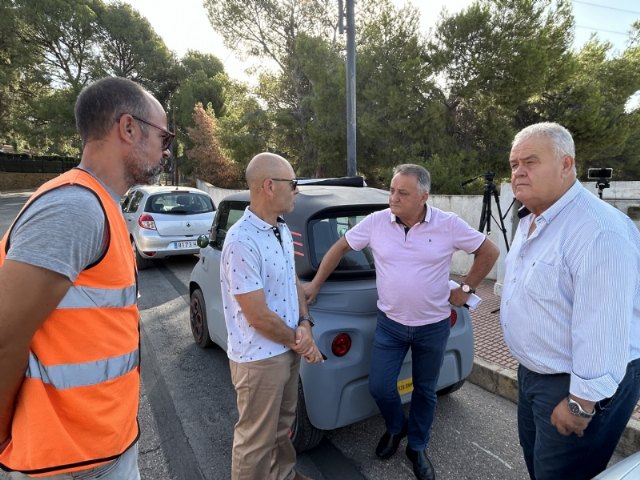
[131,238,153,270]
[190,288,213,348]
[291,381,323,452]
[437,379,466,396]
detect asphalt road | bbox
[140,255,530,480]
[1,192,530,480]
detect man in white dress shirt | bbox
[500,122,640,479]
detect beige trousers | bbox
[230,350,301,480]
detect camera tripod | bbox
[595,179,610,199]
[461,172,513,252]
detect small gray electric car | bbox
[189,177,474,451]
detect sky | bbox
[121,0,639,84]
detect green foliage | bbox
[94,1,179,105]
[216,79,272,169]
[3,0,640,189]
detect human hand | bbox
[291,326,324,363]
[550,398,592,437]
[448,287,468,308]
[303,344,325,364]
[301,282,319,305]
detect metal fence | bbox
[0,152,79,173]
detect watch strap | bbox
[567,397,595,418]
[298,314,315,327]
[461,282,476,294]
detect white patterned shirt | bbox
[500,181,640,401]
[220,208,299,363]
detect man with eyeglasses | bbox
[0,77,172,479]
[220,152,323,480]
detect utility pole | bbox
[339,0,357,176]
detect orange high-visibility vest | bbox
[0,169,140,476]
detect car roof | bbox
[128,185,210,196]
[222,185,389,216]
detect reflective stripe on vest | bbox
[26,349,140,390]
[58,284,137,309]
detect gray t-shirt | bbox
[6,183,115,282]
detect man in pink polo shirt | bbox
[303,164,498,480]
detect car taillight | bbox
[138,214,156,230]
[450,309,458,327]
[331,333,352,357]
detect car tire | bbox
[190,288,214,348]
[131,238,153,270]
[291,381,324,452]
[437,379,466,396]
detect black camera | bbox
[587,168,613,180]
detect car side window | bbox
[212,201,247,250]
[123,191,143,213]
[120,194,131,211]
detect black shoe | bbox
[375,422,408,459]
[405,446,435,480]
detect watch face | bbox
[568,401,580,415]
[568,399,593,418]
[462,284,471,293]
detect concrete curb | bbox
[468,357,640,457]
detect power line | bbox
[575,24,631,37]
[571,0,640,16]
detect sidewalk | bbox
[455,275,640,457]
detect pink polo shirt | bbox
[345,206,485,326]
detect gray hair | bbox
[393,164,431,193]
[512,122,575,160]
[75,76,152,146]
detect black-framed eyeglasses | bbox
[117,113,175,151]
[271,178,298,190]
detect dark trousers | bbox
[369,310,450,451]
[517,358,640,480]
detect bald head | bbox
[246,153,293,190]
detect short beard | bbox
[125,139,163,186]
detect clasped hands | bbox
[291,325,324,363]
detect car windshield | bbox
[146,192,214,215]
[308,213,376,272]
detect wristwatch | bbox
[567,397,595,418]
[460,282,476,295]
[298,313,315,328]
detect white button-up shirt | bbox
[221,208,299,363]
[501,181,640,401]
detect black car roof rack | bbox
[296,176,365,187]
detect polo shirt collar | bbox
[244,207,286,231]
[390,204,430,225]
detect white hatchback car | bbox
[121,185,215,269]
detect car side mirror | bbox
[197,234,211,248]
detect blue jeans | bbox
[517,358,640,480]
[369,310,450,451]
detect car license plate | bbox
[174,241,197,249]
[397,377,413,395]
